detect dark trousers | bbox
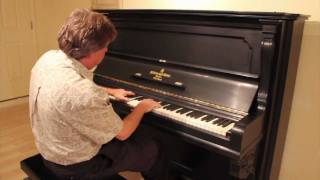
[43,127,168,180]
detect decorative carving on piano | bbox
[257,38,276,109]
[230,147,257,179]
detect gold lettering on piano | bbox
[149,69,171,81]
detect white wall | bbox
[34,0,91,56]
[122,0,320,21]
[121,1,320,180]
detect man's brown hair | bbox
[58,8,117,60]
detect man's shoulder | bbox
[32,50,76,76]
[30,50,84,91]
[32,50,60,71]
[42,49,60,56]
[37,50,61,60]
[37,50,67,65]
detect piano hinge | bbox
[96,74,248,118]
[261,40,273,47]
[158,59,167,63]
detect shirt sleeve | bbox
[61,79,123,145]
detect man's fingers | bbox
[120,96,129,101]
[126,91,135,96]
[154,104,161,108]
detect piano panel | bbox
[109,22,263,76]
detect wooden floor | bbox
[0,100,141,180]
[0,102,37,180]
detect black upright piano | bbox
[93,10,307,179]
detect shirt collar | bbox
[58,50,94,80]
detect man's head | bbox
[58,9,117,63]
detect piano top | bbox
[96,9,308,20]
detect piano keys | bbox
[94,9,307,179]
[110,94,236,136]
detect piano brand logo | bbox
[150,68,171,81]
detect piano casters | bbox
[230,147,257,179]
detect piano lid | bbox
[95,10,262,115]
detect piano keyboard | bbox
[109,95,235,137]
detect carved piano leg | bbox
[229,148,257,179]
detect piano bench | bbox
[20,154,126,180]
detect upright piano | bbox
[93,10,307,179]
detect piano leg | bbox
[229,147,257,179]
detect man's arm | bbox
[116,99,160,141]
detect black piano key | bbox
[170,106,182,111]
[130,94,141,98]
[185,111,196,117]
[163,104,181,111]
[159,101,170,106]
[201,115,215,122]
[194,112,207,119]
[212,118,222,124]
[195,112,207,118]
[187,111,205,119]
[222,120,233,127]
[160,103,171,109]
[176,108,191,114]
[185,111,194,116]
[217,119,227,126]
[185,111,195,117]
[221,119,232,126]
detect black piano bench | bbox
[20,154,126,180]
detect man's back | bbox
[29,50,122,165]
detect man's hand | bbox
[136,99,161,113]
[116,98,161,141]
[105,88,135,101]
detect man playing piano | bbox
[29,8,167,180]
